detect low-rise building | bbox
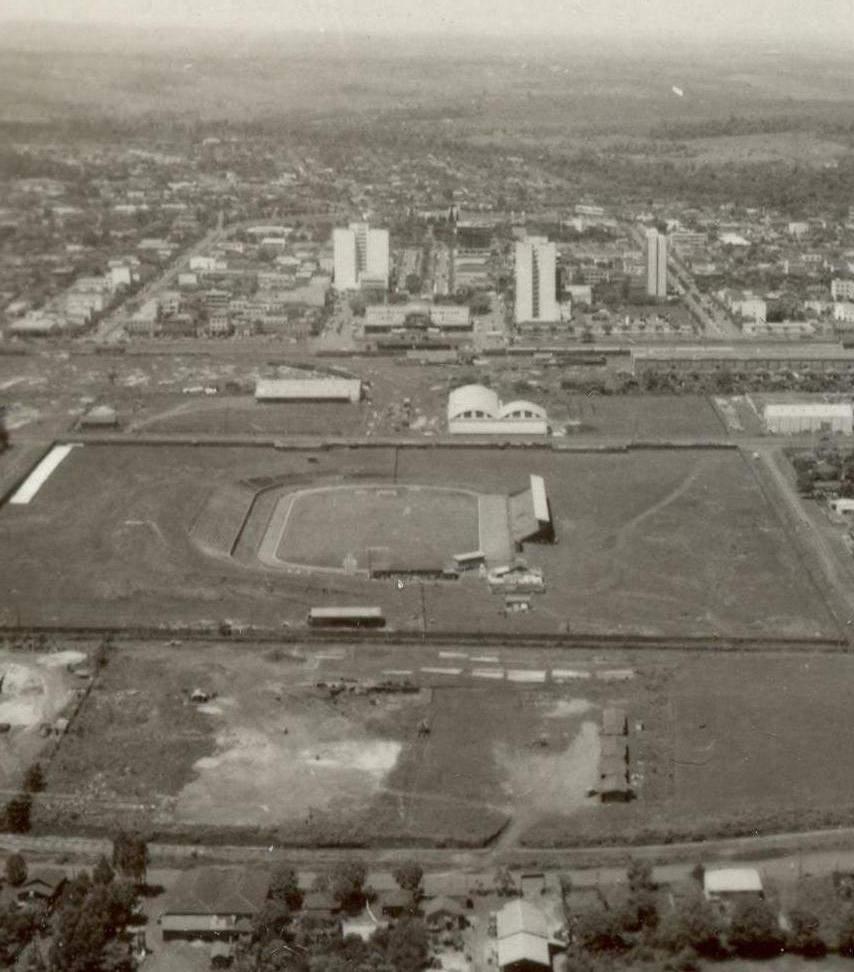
[255,378,362,403]
[763,402,853,436]
[160,867,270,942]
[447,384,548,435]
[703,867,763,904]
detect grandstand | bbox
[508,474,555,546]
[191,482,258,557]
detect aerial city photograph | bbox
[2,0,854,968]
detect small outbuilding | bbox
[703,867,764,902]
[80,404,119,429]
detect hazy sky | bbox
[3,0,853,43]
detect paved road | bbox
[624,223,737,338]
[7,824,854,884]
[92,210,352,347]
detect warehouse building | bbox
[631,345,854,376]
[447,384,548,435]
[364,302,471,333]
[254,378,362,403]
[763,402,853,436]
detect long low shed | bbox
[308,606,386,628]
[255,378,362,403]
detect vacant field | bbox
[41,641,606,844]
[274,485,479,570]
[523,651,854,847]
[36,642,854,847]
[558,395,725,438]
[0,443,838,638]
[0,646,84,793]
[134,398,372,437]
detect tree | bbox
[6,793,32,833]
[728,897,784,958]
[92,637,113,671]
[5,853,27,887]
[788,905,825,957]
[655,894,722,957]
[393,861,423,897]
[494,867,516,897]
[252,899,293,944]
[330,861,367,914]
[574,908,628,952]
[92,856,114,886]
[0,409,8,453]
[23,763,45,794]
[268,865,302,910]
[627,859,656,895]
[383,918,429,972]
[838,907,854,956]
[111,831,148,886]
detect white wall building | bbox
[834,302,854,324]
[763,402,853,436]
[447,384,548,435]
[732,297,767,324]
[832,279,854,302]
[645,228,667,298]
[333,223,389,291]
[514,239,558,324]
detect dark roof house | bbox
[160,867,270,941]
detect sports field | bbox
[272,485,479,571]
[0,443,839,639]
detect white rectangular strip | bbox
[552,669,592,680]
[9,444,80,505]
[507,669,547,682]
[472,668,504,680]
[472,655,499,663]
[421,667,462,676]
[439,651,468,659]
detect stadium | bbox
[194,471,555,578]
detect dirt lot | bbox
[33,642,854,849]
[41,641,604,845]
[0,348,729,442]
[0,645,86,792]
[0,443,837,638]
[524,651,854,848]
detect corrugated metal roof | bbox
[255,378,361,401]
[496,899,548,939]
[497,932,550,968]
[704,868,763,895]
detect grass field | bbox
[273,485,479,570]
[36,642,854,847]
[523,650,854,847]
[0,443,838,638]
[42,641,604,845]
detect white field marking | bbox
[472,655,499,663]
[507,669,547,683]
[315,651,347,660]
[382,669,413,676]
[9,444,80,504]
[472,668,505,680]
[597,669,636,681]
[552,669,592,680]
[439,651,469,659]
[421,667,463,676]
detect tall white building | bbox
[333,222,389,291]
[645,228,667,298]
[515,239,558,324]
